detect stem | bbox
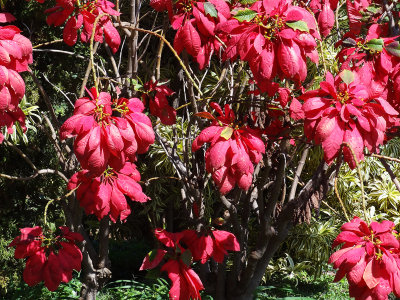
[334,176,349,222]
[43,199,55,229]
[90,13,108,94]
[119,24,203,97]
[344,143,368,222]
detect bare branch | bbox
[0,168,69,182]
[379,157,400,194]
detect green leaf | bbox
[339,69,354,85]
[366,5,379,14]
[220,126,234,140]
[385,41,400,57]
[131,78,143,91]
[286,20,309,33]
[234,9,257,22]
[204,2,218,18]
[239,0,257,5]
[365,38,384,51]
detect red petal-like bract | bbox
[300,70,399,168]
[45,0,121,53]
[60,90,155,175]
[9,226,83,291]
[330,217,400,300]
[68,161,149,222]
[0,22,33,143]
[184,229,240,263]
[192,103,265,194]
[216,0,319,93]
[161,258,204,300]
[144,80,177,125]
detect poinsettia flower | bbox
[346,0,380,35]
[0,108,26,143]
[0,66,26,111]
[46,0,121,53]
[68,161,149,222]
[166,0,230,68]
[192,102,265,194]
[9,226,83,291]
[0,25,33,72]
[60,89,153,174]
[182,229,240,263]
[299,70,399,168]
[143,80,177,125]
[216,0,319,94]
[329,217,400,300]
[140,228,204,300]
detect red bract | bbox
[346,0,381,35]
[9,226,83,291]
[0,22,33,144]
[0,108,26,143]
[140,228,204,300]
[217,0,319,94]
[68,161,149,222]
[0,25,33,72]
[161,258,204,300]
[329,217,400,300]
[0,66,26,111]
[183,229,240,263]
[46,0,121,53]
[168,0,230,69]
[143,80,177,125]
[192,103,265,194]
[116,96,155,154]
[299,70,398,168]
[60,89,154,174]
[305,0,338,37]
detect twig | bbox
[33,39,63,49]
[29,71,60,128]
[334,176,349,222]
[372,153,400,164]
[0,168,69,182]
[288,146,309,202]
[379,158,400,194]
[90,13,108,94]
[119,23,203,96]
[4,140,36,170]
[343,143,368,222]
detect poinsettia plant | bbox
[3,0,400,299]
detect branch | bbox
[4,141,36,170]
[379,157,400,194]
[29,71,60,129]
[288,146,309,202]
[0,168,69,182]
[118,23,203,97]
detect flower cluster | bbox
[68,161,149,222]
[192,103,265,194]
[298,70,398,168]
[9,226,83,291]
[329,217,400,300]
[60,88,154,221]
[307,0,338,37]
[216,0,319,94]
[151,0,230,69]
[40,0,121,53]
[140,228,239,299]
[0,16,33,143]
[142,80,177,125]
